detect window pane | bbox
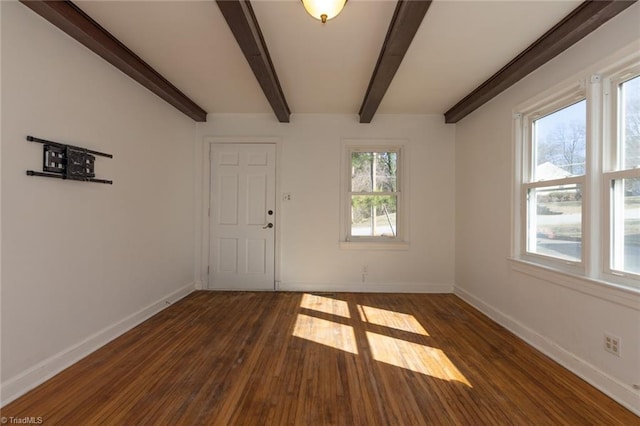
[374,152,397,192]
[620,76,640,170]
[351,195,397,237]
[611,178,640,275]
[351,152,373,192]
[533,100,586,180]
[527,184,582,262]
[351,152,397,192]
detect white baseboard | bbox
[1,282,195,407]
[454,285,640,416]
[279,281,453,293]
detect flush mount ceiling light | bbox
[302,0,347,24]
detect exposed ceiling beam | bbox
[216,0,291,123]
[20,0,208,122]
[359,0,432,124]
[444,0,637,124]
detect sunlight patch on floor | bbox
[300,293,351,318]
[358,305,429,335]
[366,332,471,387]
[293,314,358,354]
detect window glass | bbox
[351,152,397,192]
[528,184,582,262]
[620,76,640,170]
[611,177,640,275]
[533,100,586,180]
[351,195,397,237]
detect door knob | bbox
[263,223,273,229]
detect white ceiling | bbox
[76,0,583,117]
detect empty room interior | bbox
[1,0,640,424]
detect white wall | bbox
[196,114,455,292]
[454,3,640,413]
[1,2,195,404]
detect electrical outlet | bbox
[282,193,292,201]
[604,333,621,356]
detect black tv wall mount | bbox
[25,135,113,184]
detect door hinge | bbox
[207,265,210,274]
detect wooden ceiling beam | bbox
[20,0,208,122]
[359,0,432,124]
[444,0,637,124]
[216,0,291,123]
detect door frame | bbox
[200,137,282,291]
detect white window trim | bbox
[512,45,640,291]
[340,139,409,250]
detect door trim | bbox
[200,137,281,291]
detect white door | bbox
[209,143,276,290]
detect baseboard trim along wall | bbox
[279,282,453,293]
[453,286,640,416]
[0,282,196,407]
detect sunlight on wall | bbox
[293,314,358,354]
[357,305,429,335]
[300,293,351,318]
[366,332,471,387]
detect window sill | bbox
[508,258,640,310]
[340,241,409,251]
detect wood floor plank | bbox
[2,291,637,425]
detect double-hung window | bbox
[604,68,640,282]
[341,142,405,246]
[515,53,640,290]
[349,148,400,240]
[523,96,586,266]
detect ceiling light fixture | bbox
[302,0,347,24]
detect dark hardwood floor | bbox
[1,291,637,425]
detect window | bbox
[341,142,406,247]
[604,72,640,280]
[514,56,640,289]
[526,99,586,264]
[349,148,400,240]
